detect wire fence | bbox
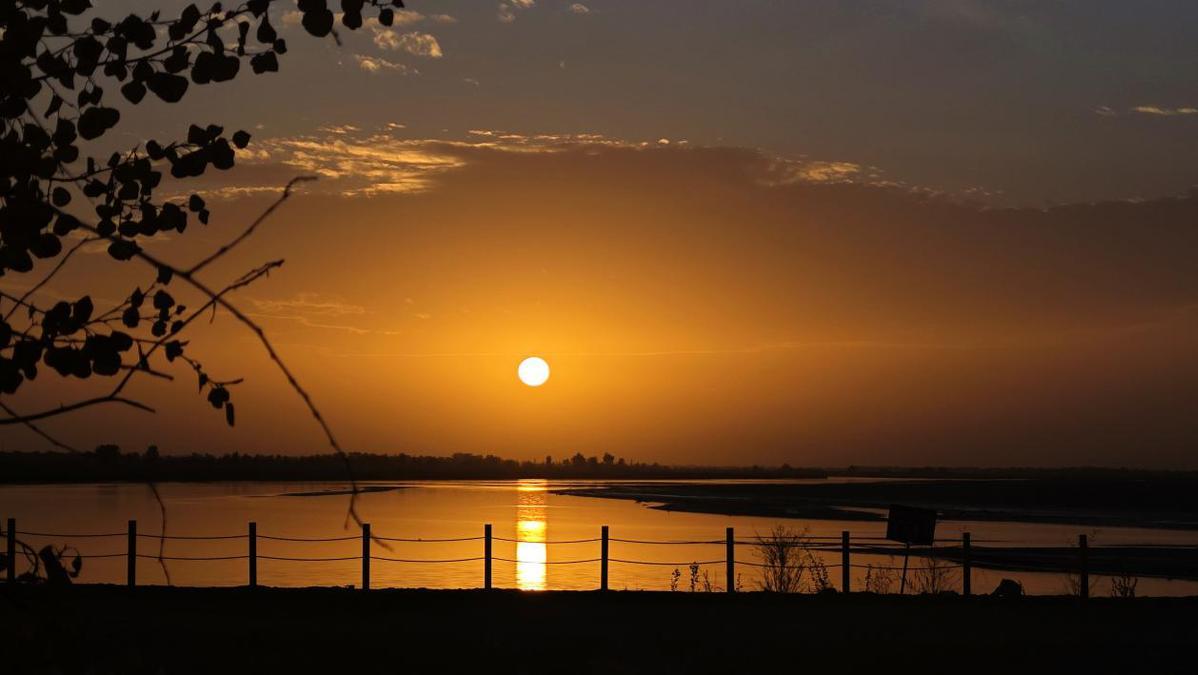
[3,517,1190,596]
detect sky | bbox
[3,1,1198,467]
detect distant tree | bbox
[602,452,615,466]
[0,0,402,460]
[143,444,159,462]
[93,443,120,461]
[571,452,586,467]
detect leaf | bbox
[152,290,174,310]
[107,239,140,261]
[232,130,251,149]
[77,106,120,140]
[302,9,334,37]
[157,265,174,285]
[225,402,236,427]
[250,51,278,74]
[147,72,189,103]
[256,16,277,44]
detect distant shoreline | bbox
[3,449,1196,484]
[552,479,1198,532]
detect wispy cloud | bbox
[498,0,535,23]
[372,30,443,57]
[1132,105,1198,117]
[354,54,418,75]
[1095,105,1198,118]
[211,126,893,198]
[248,294,401,335]
[569,3,591,15]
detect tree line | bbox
[0,447,827,482]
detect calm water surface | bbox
[4,479,1197,595]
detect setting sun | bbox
[518,357,551,387]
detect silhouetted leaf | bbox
[147,72,189,103]
[107,239,140,261]
[77,106,120,140]
[302,8,334,37]
[250,51,278,74]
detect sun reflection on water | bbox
[516,479,548,590]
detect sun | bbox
[518,356,550,387]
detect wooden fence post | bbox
[484,523,492,590]
[842,531,851,593]
[962,532,971,596]
[248,521,257,588]
[361,523,370,591]
[127,519,136,589]
[726,527,735,593]
[6,518,14,583]
[600,525,609,591]
[1078,534,1088,599]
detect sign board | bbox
[886,504,937,545]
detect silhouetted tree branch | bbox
[1,0,405,556]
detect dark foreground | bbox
[2,587,1197,674]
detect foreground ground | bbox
[2,586,1196,674]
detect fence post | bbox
[726,527,735,593]
[248,521,257,588]
[600,525,609,591]
[484,523,492,590]
[6,518,14,583]
[1078,534,1088,599]
[841,531,851,593]
[127,519,136,589]
[962,532,971,596]
[361,523,370,591]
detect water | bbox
[4,479,1197,595]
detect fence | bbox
[2,516,1153,596]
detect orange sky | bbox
[5,139,1197,466]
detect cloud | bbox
[248,294,402,335]
[185,124,904,199]
[569,3,590,14]
[354,54,418,75]
[1132,105,1198,117]
[253,294,367,317]
[1095,105,1198,118]
[498,0,535,23]
[372,29,443,58]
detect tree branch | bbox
[187,176,317,275]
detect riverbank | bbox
[553,478,1198,530]
[2,586,1195,674]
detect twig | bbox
[0,396,154,425]
[187,176,318,275]
[0,400,80,452]
[3,237,97,322]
